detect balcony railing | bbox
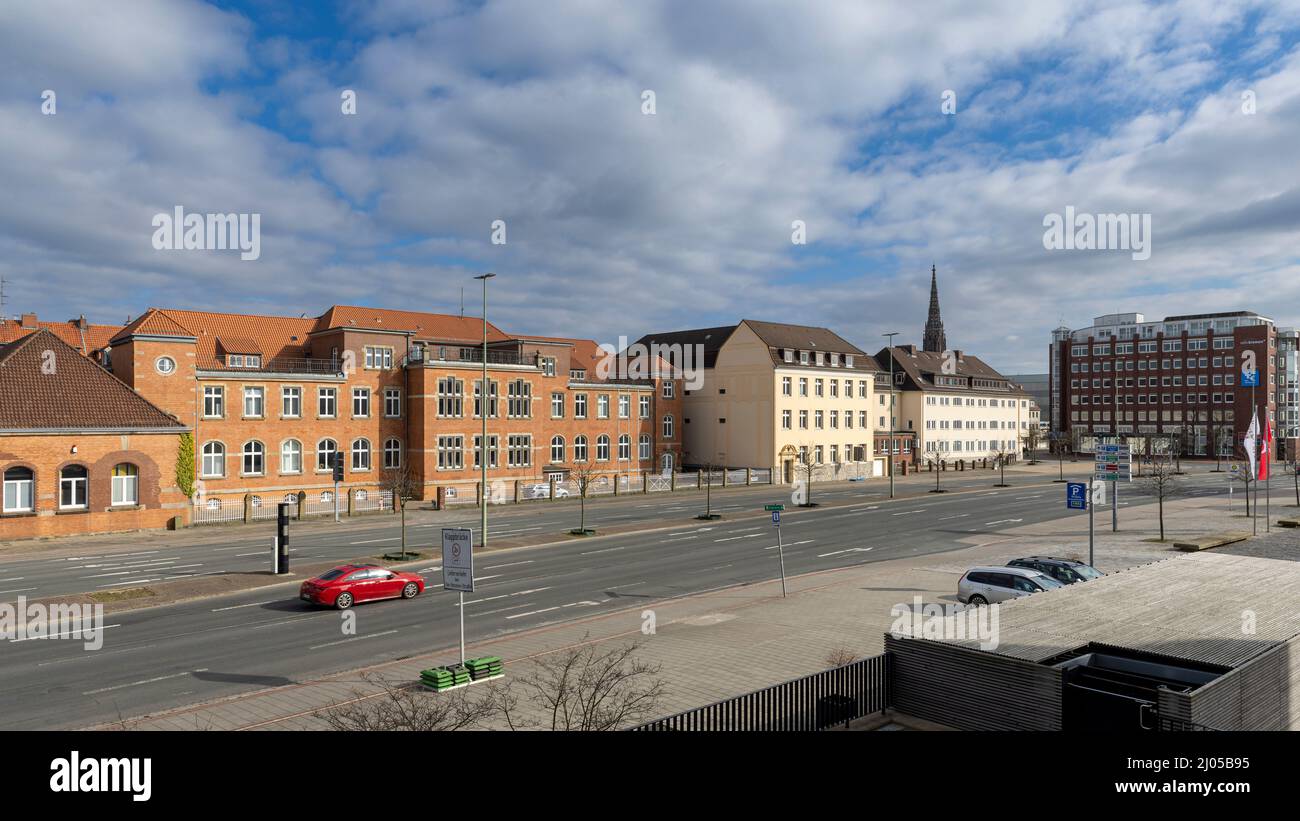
[406,346,539,368]
[206,357,344,375]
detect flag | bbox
[1260,417,1272,481]
[1244,410,1259,480]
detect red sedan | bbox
[299,564,424,609]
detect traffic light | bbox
[332,451,345,483]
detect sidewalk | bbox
[105,487,1292,731]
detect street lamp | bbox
[883,331,900,499]
[474,273,495,550]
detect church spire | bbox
[922,264,947,353]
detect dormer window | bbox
[799,351,810,365]
[783,349,793,363]
[815,352,824,366]
[226,354,261,369]
[830,353,839,367]
[845,355,854,368]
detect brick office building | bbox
[1050,311,1278,459]
[1,329,189,539]
[102,305,683,514]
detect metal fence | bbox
[751,468,772,484]
[632,653,891,731]
[673,472,698,490]
[192,499,245,524]
[647,474,672,492]
[353,490,393,513]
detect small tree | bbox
[1231,462,1252,516]
[929,457,947,493]
[991,447,1013,487]
[1143,454,1180,541]
[569,462,598,535]
[1020,427,1044,464]
[380,465,420,559]
[695,458,721,520]
[794,447,817,507]
[1050,433,1068,482]
[176,432,196,499]
[320,673,496,731]
[1291,459,1299,508]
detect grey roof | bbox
[634,325,737,370]
[739,319,868,357]
[878,344,1028,395]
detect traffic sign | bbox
[1094,443,1131,482]
[1066,482,1088,510]
[763,504,785,511]
[771,510,781,525]
[1241,368,1259,387]
[441,527,474,592]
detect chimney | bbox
[20,312,38,329]
[953,349,963,360]
[76,314,88,330]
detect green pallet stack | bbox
[465,656,503,681]
[420,664,471,691]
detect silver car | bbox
[958,565,1063,605]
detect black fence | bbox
[631,654,891,731]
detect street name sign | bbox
[1094,443,1131,482]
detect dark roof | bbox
[741,319,868,357]
[879,344,1028,395]
[633,325,737,370]
[0,329,186,431]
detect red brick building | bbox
[1,329,188,539]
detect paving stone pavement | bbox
[107,489,1298,731]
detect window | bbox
[551,392,565,418]
[473,435,499,469]
[596,435,611,461]
[541,356,556,377]
[815,379,824,397]
[618,434,631,461]
[782,409,792,429]
[662,415,674,438]
[352,387,371,418]
[437,436,464,470]
[507,380,532,418]
[473,379,498,418]
[799,410,808,429]
[111,463,138,506]
[318,388,337,418]
[662,381,675,399]
[551,435,565,463]
[316,439,337,472]
[574,393,588,419]
[508,435,532,467]
[281,440,302,474]
[384,388,402,418]
[242,441,265,475]
[201,441,226,477]
[639,395,650,418]
[243,386,264,418]
[364,346,394,369]
[203,386,224,418]
[59,465,88,509]
[437,378,463,418]
[3,467,34,513]
[618,394,630,419]
[383,438,402,469]
[597,394,610,419]
[639,434,651,460]
[352,439,371,471]
[799,378,808,397]
[281,386,301,418]
[782,376,792,396]
[574,435,589,462]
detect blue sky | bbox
[2,0,1299,372]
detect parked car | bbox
[957,565,1063,606]
[300,563,424,609]
[1006,556,1103,585]
[527,483,571,499]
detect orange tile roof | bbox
[110,309,195,343]
[0,317,122,356]
[156,309,319,369]
[0,330,184,431]
[314,305,510,343]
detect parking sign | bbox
[1066,482,1087,510]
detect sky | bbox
[2,0,1298,374]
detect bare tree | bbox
[567,461,599,535]
[991,447,1013,487]
[319,673,496,731]
[1050,432,1068,482]
[929,457,948,493]
[794,446,818,507]
[380,465,420,559]
[1143,455,1181,541]
[1020,426,1044,464]
[487,638,666,731]
[825,647,858,668]
[1291,459,1299,508]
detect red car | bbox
[299,564,424,609]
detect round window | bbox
[156,356,177,375]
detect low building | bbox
[1,329,188,539]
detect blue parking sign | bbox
[1066,482,1088,510]
[772,510,781,525]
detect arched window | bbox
[352,438,371,471]
[573,435,588,462]
[242,441,265,475]
[383,438,402,469]
[638,434,651,460]
[59,465,88,509]
[662,415,674,438]
[111,463,139,506]
[550,435,565,463]
[596,435,610,461]
[320,490,333,503]
[317,439,337,471]
[201,441,225,477]
[2,466,34,513]
[618,434,631,461]
[281,440,302,474]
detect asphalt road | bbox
[0,465,1243,730]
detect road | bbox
[0,466,1238,729]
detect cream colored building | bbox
[637,320,883,481]
[878,345,1034,461]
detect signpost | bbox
[442,527,474,665]
[1066,482,1093,566]
[765,504,787,598]
[1095,443,1130,532]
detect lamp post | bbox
[474,273,495,550]
[883,332,900,499]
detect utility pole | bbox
[474,273,495,551]
[883,331,899,499]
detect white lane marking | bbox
[349,537,400,545]
[0,577,25,582]
[80,571,133,579]
[606,581,646,590]
[456,587,554,607]
[473,574,503,582]
[891,510,924,516]
[236,551,267,557]
[417,566,443,574]
[580,546,626,556]
[310,629,399,650]
[984,519,1024,526]
[211,600,276,612]
[84,668,208,695]
[506,606,561,620]
[817,547,873,558]
[484,560,535,570]
[939,514,969,520]
[0,587,38,595]
[12,623,120,642]
[765,540,814,550]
